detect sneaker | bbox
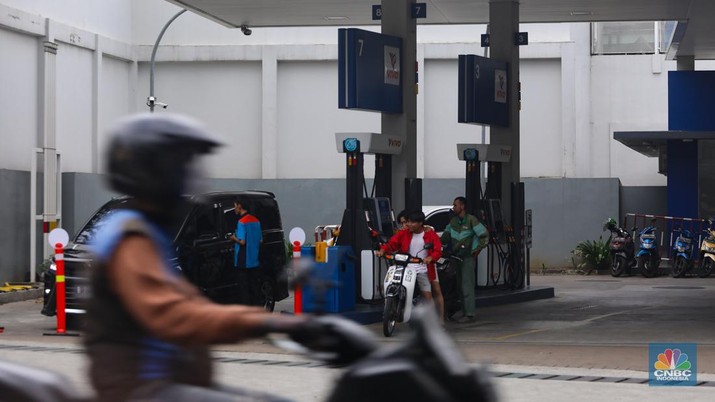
[455,315,475,323]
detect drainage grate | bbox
[489,371,715,385]
[2,343,714,386]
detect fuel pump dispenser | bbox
[334,133,404,303]
[456,144,523,289]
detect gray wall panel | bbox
[620,186,668,218]
[0,173,669,283]
[524,178,620,269]
[0,169,30,282]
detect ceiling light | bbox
[570,11,592,16]
[324,16,348,21]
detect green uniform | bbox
[440,214,489,317]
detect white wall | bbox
[0,28,39,171]
[277,61,380,179]
[56,43,93,173]
[1,0,132,43]
[137,61,263,178]
[591,55,670,186]
[423,59,488,179]
[99,57,135,172]
[0,0,678,187]
[520,59,563,178]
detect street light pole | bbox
[148,9,186,112]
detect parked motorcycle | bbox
[671,228,694,278]
[382,244,432,337]
[436,251,463,320]
[637,224,661,278]
[0,307,496,402]
[697,222,715,278]
[603,218,636,277]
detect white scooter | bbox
[382,244,432,337]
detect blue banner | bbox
[338,28,403,114]
[458,54,509,127]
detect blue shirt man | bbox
[231,200,262,268]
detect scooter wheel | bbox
[611,256,626,277]
[671,256,687,278]
[640,257,657,278]
[383,297,398,337]
[698,259,714,278]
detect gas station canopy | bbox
[614,131,715,158]
[167,0,715,60]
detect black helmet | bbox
[105,113,222,206]
[603,218,617,231]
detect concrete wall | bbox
[57,174,633,270]
[0,170,31,282]
[0,171,666,281]
[620,186,668,218]
[524,178,620,269]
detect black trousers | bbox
[236,268,262,306]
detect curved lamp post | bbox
[147,9,186,112]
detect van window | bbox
[220,196,282,234]
[74,199,131,244]
[195,204,219,237]
[250,198,282,230]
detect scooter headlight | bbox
[676,245,686,253]
[703,245,715,253]
[394,254,409,262]
[642,242,654,249]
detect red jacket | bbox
[380,228,442,281]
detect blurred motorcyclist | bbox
[84,113,374,402]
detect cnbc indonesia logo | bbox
[650,345,696,386]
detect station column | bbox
[381,0,419,213]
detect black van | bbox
[42,191,289,324]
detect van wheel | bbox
[260,279,275,312]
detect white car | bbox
[423,205,453,235]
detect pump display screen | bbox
[364,197,394,237]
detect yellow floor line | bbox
[491,328,545,341]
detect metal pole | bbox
[148,9,186,112]
[30,149,38,283]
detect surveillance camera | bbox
[146,96,168,109]
[241,25,252,36]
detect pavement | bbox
[2,273,715,401]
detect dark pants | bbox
[237,268,262,306]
